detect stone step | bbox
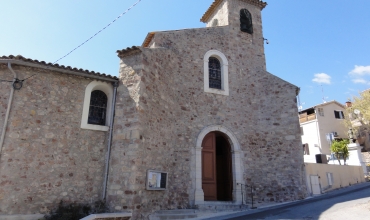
[196,204,248,212]
[149,209,198,220]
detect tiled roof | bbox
[142,32,156,48]
[200,0,267,23]
[0,55,118,81]
[116,46,141,58]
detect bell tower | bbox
[201,0,268,70]
[201,0,267,39]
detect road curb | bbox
[203,182,370,220]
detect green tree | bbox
[330,139,349,165]
[343,90,370,132]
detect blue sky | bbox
[1,0,370,109]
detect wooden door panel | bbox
[202,183,217,201]
[202,152,215,180]
[202,132,217,201]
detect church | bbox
[0,0,306,219]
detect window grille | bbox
[209,57,221,89]
[88,90,108,125]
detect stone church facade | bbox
[0,0,306,219]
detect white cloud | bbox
[349,65,370,76]
[312,73,331,84]
[352,78,368,84]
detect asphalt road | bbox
[213,183,370,220]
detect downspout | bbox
[314,108,322,154]
[102,81,118,200]
[0,63,17,159]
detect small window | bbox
[211,19,218,27]
[334,110,344,119]
[318,108,324,117]
[88,90,107,125]
[209,57,221,89]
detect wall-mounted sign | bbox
[146,170,168,190]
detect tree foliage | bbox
[330,139,349,165]
[343,90,370,152]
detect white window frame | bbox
[204,49,229,96]
[81,81,113,131]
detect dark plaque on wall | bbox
[240,9,253,34]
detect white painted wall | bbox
[301,120,321,163]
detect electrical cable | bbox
[53,0,142,64]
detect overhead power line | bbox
[53,0,142,64]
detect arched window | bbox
[203,50,229,96]
[88,90,108,125]
[81,81,113,131]
[240,9,253,34]
[209,57,222,89]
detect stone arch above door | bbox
[193,125,244,205]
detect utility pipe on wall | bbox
[102,81,118,200]
[0,63,17,159]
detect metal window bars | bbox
[88,90,108,125]
[209,57,221,89]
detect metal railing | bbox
[299,113,316,123]
[237,183,257,209]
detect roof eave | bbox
[142,32,156,48]
[0,59,118,82]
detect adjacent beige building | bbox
[299,101,347,163]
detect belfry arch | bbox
[193,125,244,205]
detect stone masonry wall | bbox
[205,0,229,27]
[109,3,306,218]
[0,65,11,138]
[106,53,144,215]
[0,64,108,215]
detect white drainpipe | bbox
[0,63,17,158]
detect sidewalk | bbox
[192,181,370,220]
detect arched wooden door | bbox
[202,132,233,201]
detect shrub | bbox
[44,200,109,220]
